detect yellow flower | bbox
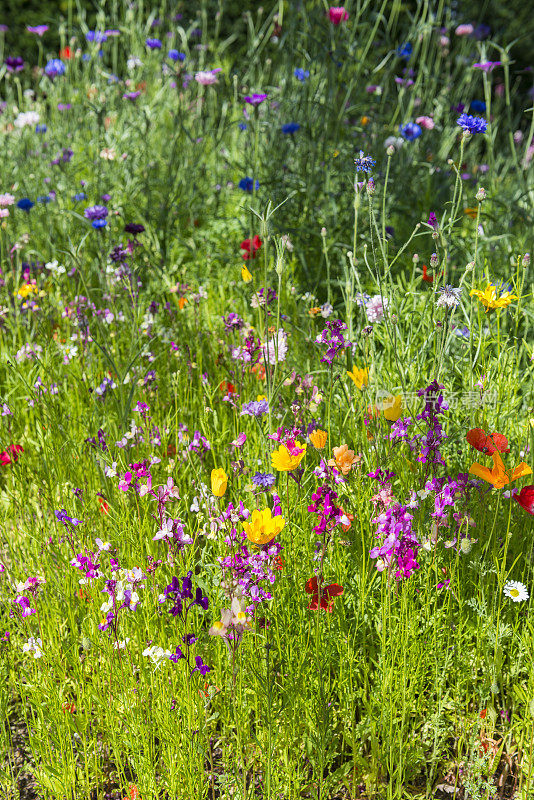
[241,265,252,283]
[242,508,286,546]
[256,394,267,402]
[308,306,321,317]
[309,429,328,450]
[347,366,368,390]
[271,440,307,471]
[469,452,532,489]
[16,283,38,299]
[328,444,360,476]
[382,395,403,422]
[211,468,228,497]
[361,116,369,126]
[470,284,518,312]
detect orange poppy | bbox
[60,46,74,59]
[219,380,236,394]
[469,452,531,489]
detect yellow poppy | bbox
[271,440,307,471]
[211,468,228,497]
[469,452,531,489]
[347,366,369,390]
[470,284,518,312]
[241,265,252,283]
[382,395,403,422]
[242,508,286,546]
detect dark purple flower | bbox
[5,57,24,73]
[191,655,211,677]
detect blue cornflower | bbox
[86,30,107,44]
[354,150,376,173]
[470,100,486,113]
[238,177,259,192]
[238,122,247,131]
[399,122,422,141]
[168,49,186,62]
[146,38,162,49]
[44,58,65,78]
[17,198,34,211]
[456,114,487,134]
[92,219,107,229]
[252,472,276,489]
[37,195,51,204]
[73,193,86,202]
[281,122,300,134]
[397,42,412,60]
[84,205,108,221]
[35,124,47,133]
[241,399,269,417]
[294,67,310,82]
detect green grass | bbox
[0,2,533,799]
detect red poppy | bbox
[514,485,534,516]
[0,444,23,466]
[240,235,262,260]
[123,786,141,800]
[466,428,509,456]
[97,497,109,515]
[60,46,74,59]
[305,576,343,612]
[219,380,236,395]
[422,264,433,283]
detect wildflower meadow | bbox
[1,2,534,798]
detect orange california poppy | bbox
[469,452,531,489]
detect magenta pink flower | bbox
[416,115,434,130]
[328,6,348,24]
[455,23,474,36]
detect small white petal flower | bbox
[503,580,529,603]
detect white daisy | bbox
[503,580,529,603]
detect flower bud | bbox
[412,253,419,264]
[476,187,486,202]
[465,261,475,271]
[430,253,438,268]
[431,230,439,240]
[523,253,530,267]
[386,145,395,156]
[321,227,327,237]
[366,178,375,196]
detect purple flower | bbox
[223,312,244,331]
[27,25,49,36]
[252,472,276,489]
[241,399,269,417]
[84,205,108,221]
[473,61,501,73]
[55,509,83,526]
[244,93,267,106]
[191,655,211,677]
[123,91,141,101]
[315,319,350,364]
[146,38,162,49]
[5,57,24,73]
